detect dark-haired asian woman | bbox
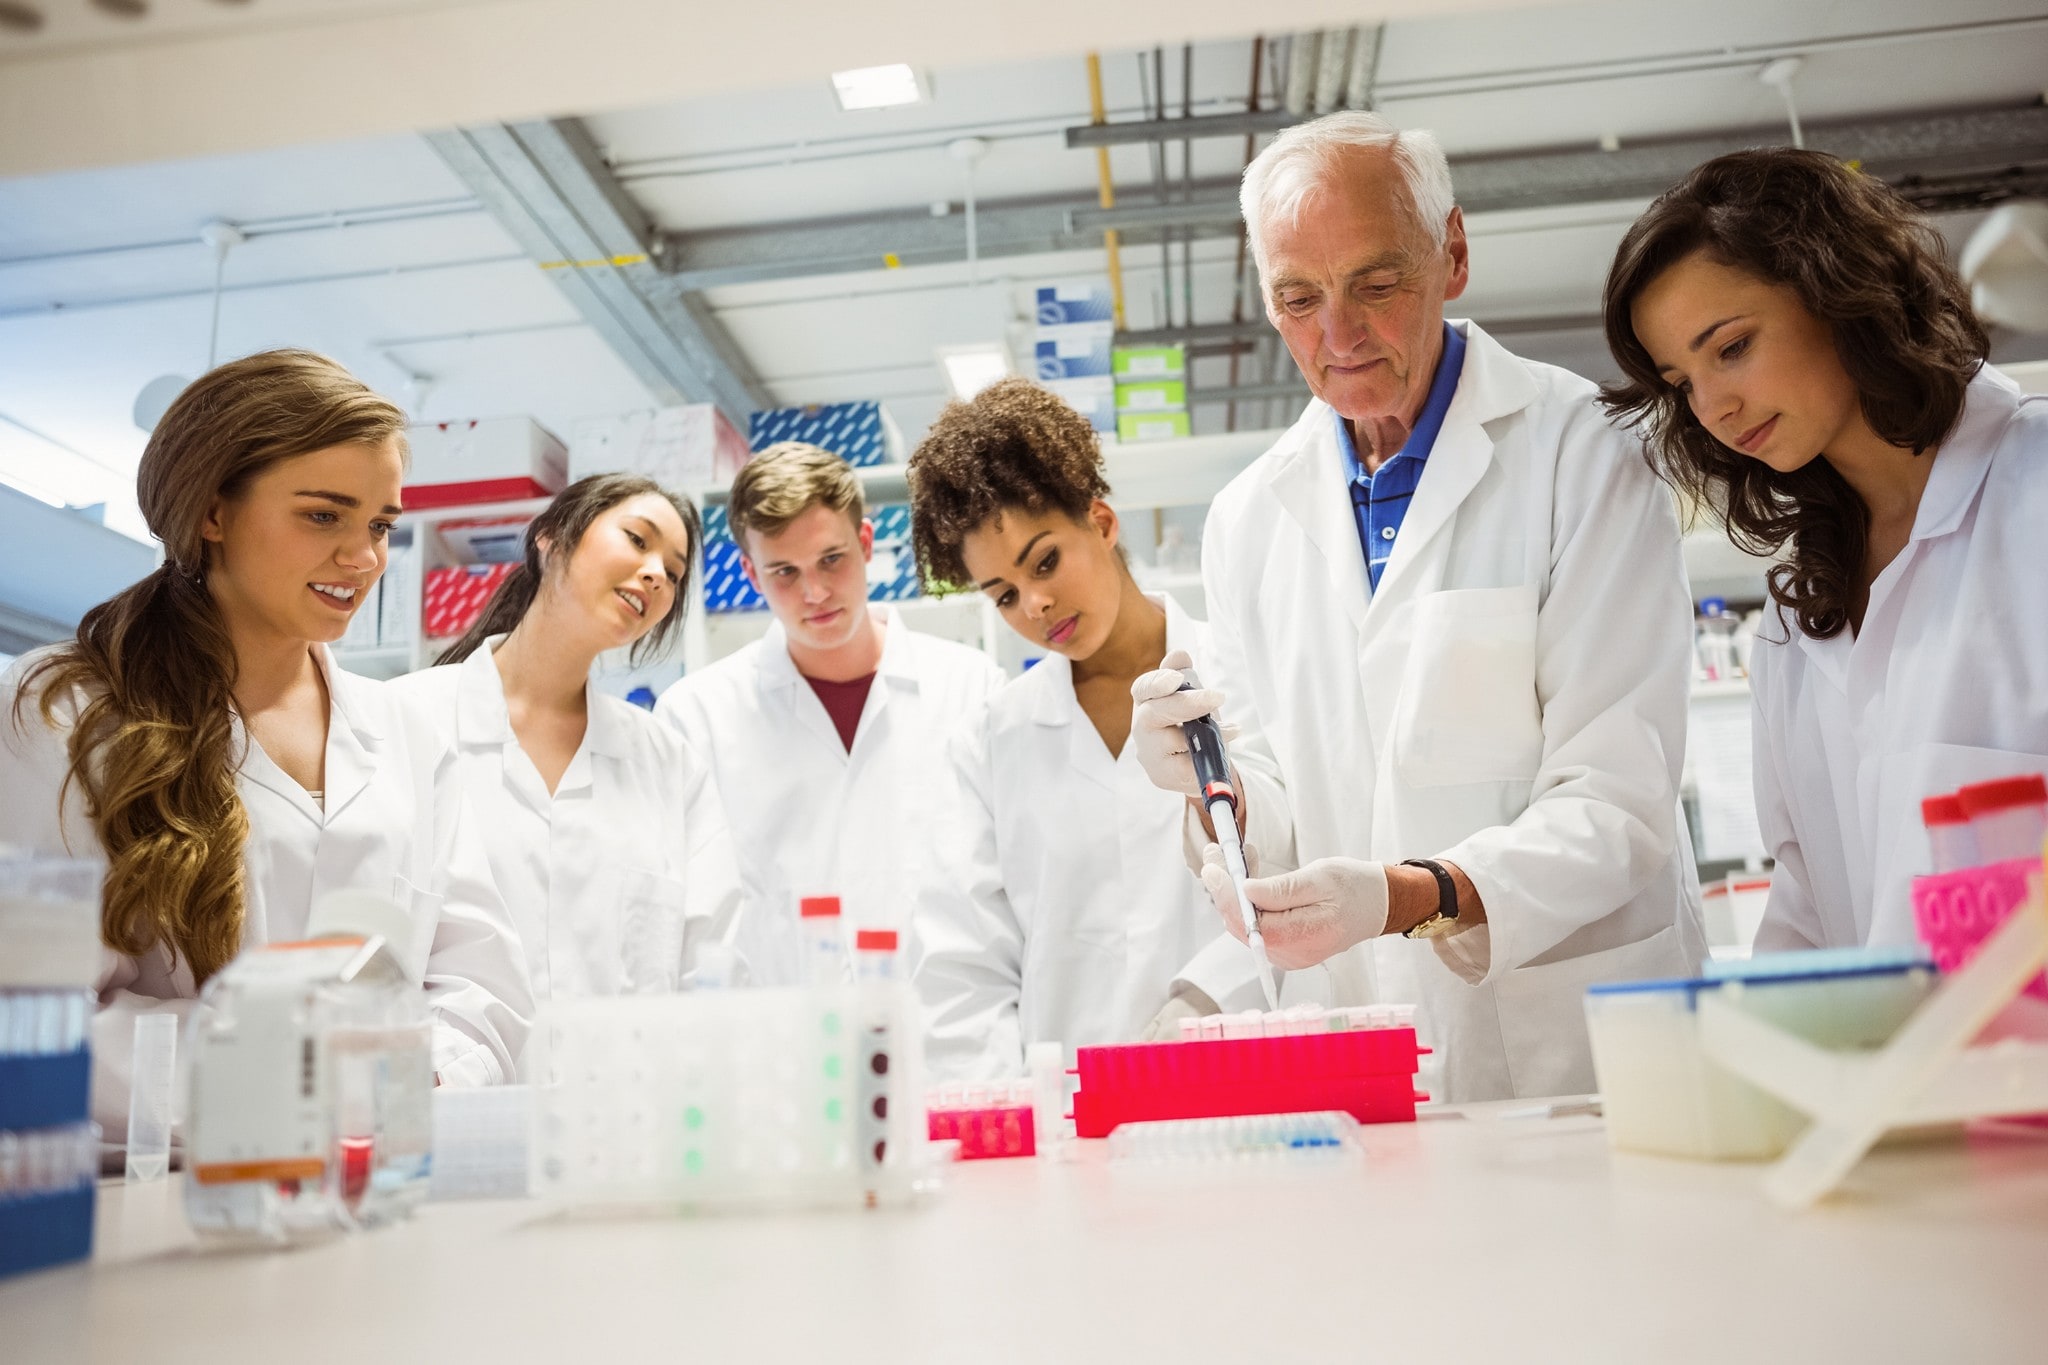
[1603,148,2048,952]
[389,476,739,1036]
[1,351,532,1139]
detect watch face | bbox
[1405,913,1461,941]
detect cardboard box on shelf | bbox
[1032,333,1113,382]
[434,515,531,566]
[1117,411,1193,443]
[405,417,566,509]
[748,401,902,468]
[1032,279,1116,332]
[1043,377,1116,434]
[1112,345,1186,380]
[567,404,751,491]
[422,563,517,642]
[1114,379,1188,412]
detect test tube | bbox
[798,896,848,988]
[126,1012,177,1182]
[853,928,899,982]
[1176,1016,1202,1042]
[1026,1041,1070,1159]
[1957,775,2048,864]
[1921,794,1979,873]
[1198,1014,1225,1043]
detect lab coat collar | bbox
[1910,364,2018,544]
[1268,404,1374,635]
[1024,591,1193,729]
[1369,320,1538,606]
[235,645,381,823]
[758,604,917,692]
[456,633,634,761]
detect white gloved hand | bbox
[1201,851,1389,972]
[1141,983,1220,1041]
[1129,649,1238,798]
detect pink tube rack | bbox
[1071,1023,1428,1139]
[1911,856,2048,1002]
[927,1086,1036,1160]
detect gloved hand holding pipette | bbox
[1198,850,1390,972]
[1129,651,1240,819]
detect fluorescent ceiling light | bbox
[936,344,1012,401]
[832,64,927,111]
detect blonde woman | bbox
[391,475,741,1030]
[1,350,530,1137]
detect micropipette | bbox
[1176,670,1280,1009]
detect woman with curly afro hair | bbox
[906,379,1243,1079]
[1604,148,2048,952]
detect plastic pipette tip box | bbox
[1070,1007,1428,1139]
[927,1083,1036,1159]
[1108,1110,1363,1166]
[1911,857,2048,1002]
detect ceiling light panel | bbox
[831,63,927,112]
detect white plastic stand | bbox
[1698,868,2048,1209]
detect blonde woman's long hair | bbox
[12,350,408,985]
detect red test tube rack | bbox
[1070,1007,1429,1138]
[927,1082,1037,1159]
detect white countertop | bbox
[7,1103,2048,1364]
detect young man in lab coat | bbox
[656,442,1004,982]
[1132,112,1706,1103]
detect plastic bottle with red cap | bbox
[799,895,848,987]
[1956,775,2048,864]
[1919,794,1978,874]
[854,928,899,983]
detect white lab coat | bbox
[655,605,1004,983]
[0,644,532,1138]
[914,594,1249,1080]
[1751,365,2048,952]
[1186,319,1706,1103]
[388,638,742,1028]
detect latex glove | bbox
[1141,983,1221,1041]
[1129,649,1238,798]
[1201,851,1389,972]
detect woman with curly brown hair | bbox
[1,351,531,1138]
[906,379,1247,1079]
[1603,148,2048,952]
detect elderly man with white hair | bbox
[1131,112,1706,1103]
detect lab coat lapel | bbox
[1025,652,1115,793]
[758,619,851,760]
[315,648,381,825]
[1368,321,1528,613]
[1268,413,1372,636]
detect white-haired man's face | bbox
[1260,147,1469,430]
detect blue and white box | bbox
[748,401,902,469]
[1044,377,1116,435]
[700,503,922,613]
[1034,280,1117,330]
[1033,334,1113,382]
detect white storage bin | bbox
[1585,949,1934,1160]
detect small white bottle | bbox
[1957,775,2048,864]
[853,928,899,983]
[1920,793,1979,874]
[799,896,849,988]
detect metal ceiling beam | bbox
[1077,105,2048,231]
[659,191,1244,293]
[657,103,2048,294]
[425,119,769,426]
[1066,109,1301,148]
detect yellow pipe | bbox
[1085,52,1128,332]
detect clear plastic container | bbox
[853,928,898,983]
[183,893,433,1245]
[1956,775,2048,864]
[1920,793,1979,873]
[799,896,848,988]
[1694,597,1740,681]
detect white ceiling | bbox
[2,0,2046,541]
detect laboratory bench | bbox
[4,1100,2045,1364]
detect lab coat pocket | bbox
[616,866,689,993]
[1392,585,1543,787]
[1492,924,1687,1100]
[388,874,446,985]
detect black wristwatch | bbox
[1400,858,1461,940]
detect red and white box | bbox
[422,563,516,640]
[568,404,751,491]
[404,417,567,510]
